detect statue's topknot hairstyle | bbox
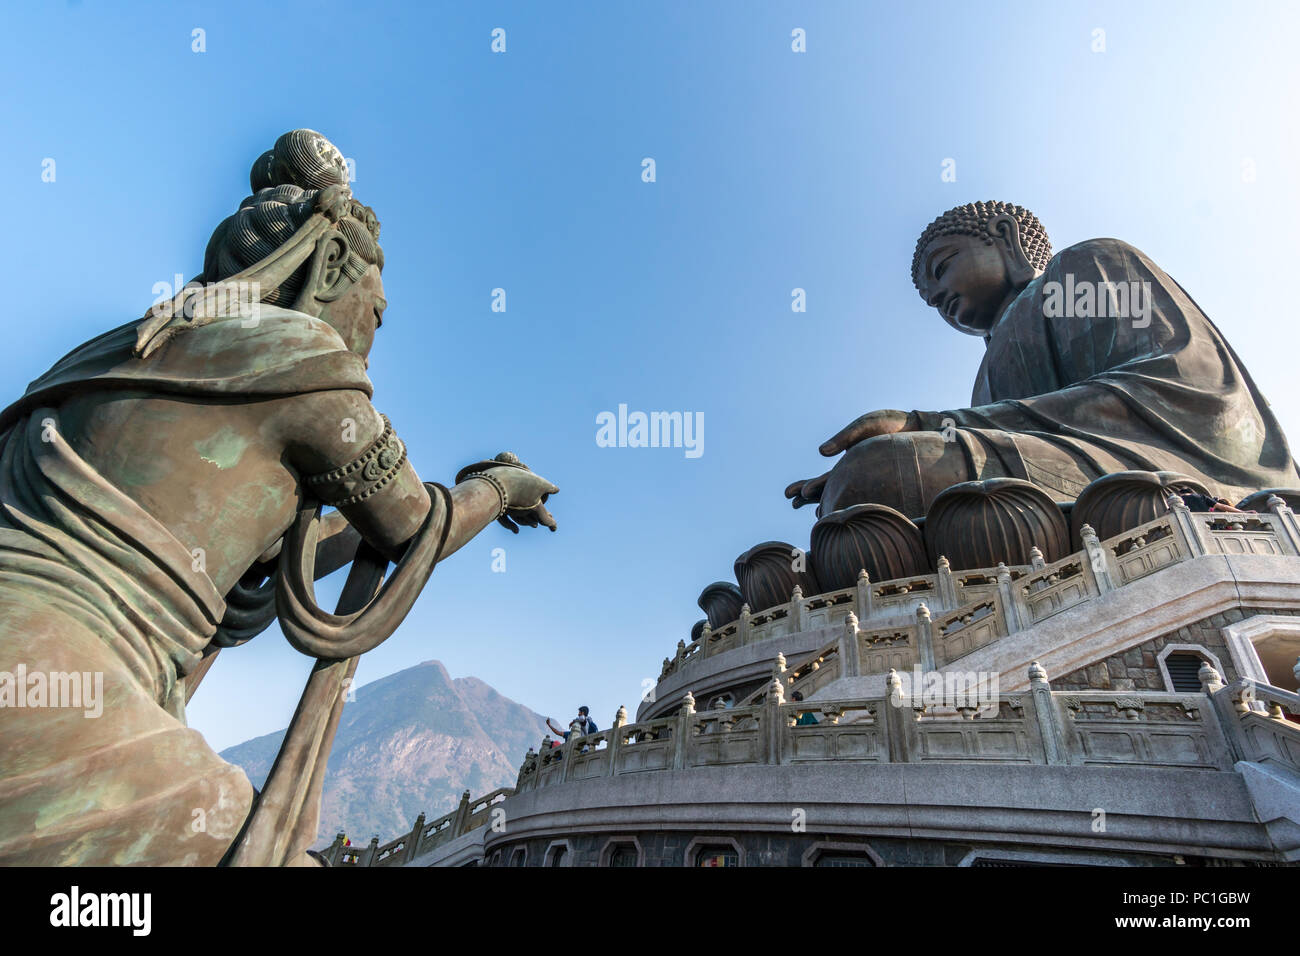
[203,129,383,307]
[910,201,1052,291]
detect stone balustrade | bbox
[355,663,1300,867]
[323,786,512,867]
[517,663,1300,796]
[658,496,1300,683]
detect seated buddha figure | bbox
[785,201,1297,518]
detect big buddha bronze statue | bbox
[786,201,1298,518]
[0,130,559,866]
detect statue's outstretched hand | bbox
[819,409,917,457]
[487,466,559,533]
[456,453,559,534]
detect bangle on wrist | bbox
[463,471,508,518]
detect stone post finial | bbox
[885,667,903,706]
[846,611,858,630]
[1079,523,1097,542]
[916,602,931,622]
[774,651,787,674]
[791,584,803,601]
[1027,660,1049,684]
[680,691,696,715]
[936,555,950,572]
[1198,661,1224,694]
[767,675,785,705]
[1029,545,1045,569]
[1268,494,1287,511]
[855,568,873,621]
[614,705,627,728]
[701,621,712,642]
[1166,490,1188,511]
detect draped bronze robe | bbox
[0,308,371,865]
[823,238,1297,516]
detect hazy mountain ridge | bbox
[218,659,549,845]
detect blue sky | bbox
[4,1,1299,759]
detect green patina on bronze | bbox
[195,426,251,471]
[0,130,561,867]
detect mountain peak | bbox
[219,660,548,844]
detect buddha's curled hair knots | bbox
[911,201,1052,291]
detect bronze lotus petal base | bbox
[923,478,1068,570]
[697,581,745,629]
[810,503,927,591]
[1069,470,1208,542]
[733,540,820,613]
[1236,488,1300,513]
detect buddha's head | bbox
[203,130,386,359]
[911,201,1052,336]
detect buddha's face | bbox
[916,234,1015,336]
[318,263,386,360]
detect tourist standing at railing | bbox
[547,706,599,741]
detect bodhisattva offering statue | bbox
[0,130,559,866]
[786,201,1297,517]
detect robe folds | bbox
[911,238,1297,501]
[0,307,370,864]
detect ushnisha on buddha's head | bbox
[911,201,1052,336]
[202,129,387,359]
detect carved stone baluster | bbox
[607,705,627,776]
[673,692,695,771]
[936,556,958,611]
[764,672,785,765]
[1166,491,1207,558]
[839,612,862,679]
[856,569,873,621]
[997,562,1024,632]
[882,669,910,763]
[1267,495,1300,556]
[1079,523,1114,595]
[404,812,426,863]
[1029,661,1066,765]
[916,603,936,671]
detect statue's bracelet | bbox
[461,471,509,519]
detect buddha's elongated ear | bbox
[986,213,1040,286]
[292,231,356,312]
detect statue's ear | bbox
[292,232,355,311]
[986,213,1038,285]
